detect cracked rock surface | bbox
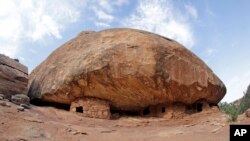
[28,28,226,111]
[0,54,28,99]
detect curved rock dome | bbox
[28,28,226,112]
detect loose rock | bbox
[11,94,30,105]
[17,106,25,111]
[20,104,30,109]
[3,99,10,102]
[0,101,11,107]
[0,94,5,100]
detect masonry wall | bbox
[148,100,210,120]
[148,103,187,120]
[70,97,111,119]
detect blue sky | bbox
[0,0,250,102]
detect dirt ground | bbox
[0,100,250,141]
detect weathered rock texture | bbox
[0,54,28,99]
[28,28,226,115]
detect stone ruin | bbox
[69,97,211,119]
[70,97,111,119]
[28,28,226,119]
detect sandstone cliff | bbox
[0,54,28,99]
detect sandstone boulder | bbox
[11,94,30,105]
[0,101,11,107]
[0,94,4,100]
[28,28,226,112]
[0,54,28,99]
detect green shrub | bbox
[219,85,250,122]
[219,102,239,122]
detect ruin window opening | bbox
[161,107,166,113]
[196,103,203,112]
[76,106,84,113]
[143,107,150,115]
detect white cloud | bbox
[0,43,19,58]
[91,0,129,13]
[89,0,129,27]
[222,70,250,102]
[95,22,111,28]
[93,8,114,22]
[98,0,114,13]
[0,0,82,57]
[185,4,198,19]
[123,0,196,49]
[31,15,62,41]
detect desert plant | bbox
[219,102,239,122]
[219,85,250,121]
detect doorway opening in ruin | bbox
[196,103,203,112]
[76,106,84,113]
[161,107,166,113]
[143,107,150,115]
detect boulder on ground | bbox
[0,94,4,100]
[11,94,30,105]
[0,101,11,107]
[0,54,28,99]
[28,28,226,118]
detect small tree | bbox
[219,84,250,122]
[219,102,239,122]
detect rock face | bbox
[0,54,28,99]
[28,28,226,117]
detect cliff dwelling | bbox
[70,97,111,119]
[69,97,211,119]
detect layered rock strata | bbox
[0,54,28,99]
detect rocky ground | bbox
[1,100,249,141]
